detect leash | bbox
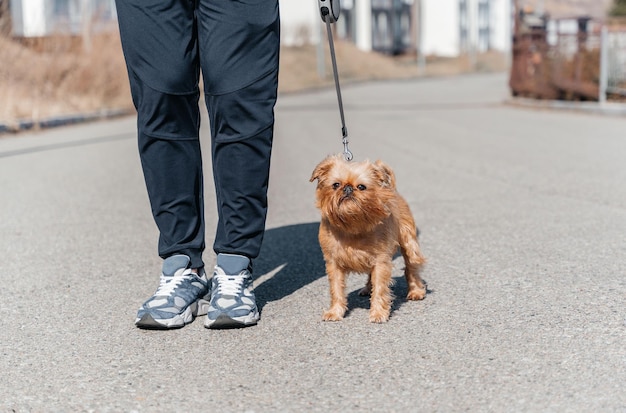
[319,0,353,161]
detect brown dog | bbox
[310,155,426,323]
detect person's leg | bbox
[210,78,276,260]
[197,0,280,327]
[116,0,209,329]
[199,0,280,260]
[116,0,205,269]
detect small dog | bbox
[310,155,427,323]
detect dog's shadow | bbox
[343,272,429,319]
[253,222,430,318]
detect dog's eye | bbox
[357,184,367,191]
[332,183,341,190]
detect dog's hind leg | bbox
[358,274,372,296]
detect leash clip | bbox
[319,0,340,23]
[342,127,352,161]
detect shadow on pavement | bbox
[253,221,430,317]
[253,222,326,311]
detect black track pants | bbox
[116,0,280,268]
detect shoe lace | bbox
[155,269,193,296]
[214,273,245,296]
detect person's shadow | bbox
[253,222,326,311]
[253,221,430,317]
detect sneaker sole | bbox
[135,298,210,330]
[135,312,186,329]
[204,313,259,329]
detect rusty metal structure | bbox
[509,4,604,101]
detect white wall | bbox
[422,0,511,57]
[491,0,513,53]
[23,0,48,36]
[280,0,319,45]
[11,0,48,37]
[279,0,372,49]
[422,0,459,57]
[355,0,372,51]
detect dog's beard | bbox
[322,191,393,234]
[338,192,359,205]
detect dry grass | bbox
[0,31,508,127]
[0,33,131,125]
[280,41,508,92]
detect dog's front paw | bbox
[369,308,390,323]
[322,306,346,321]
[407,286,426,301]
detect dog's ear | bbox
[310,156,337,183]
[374,160,397,189]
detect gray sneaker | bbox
[204,266,259,329]
[135,255,210,329]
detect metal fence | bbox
[604,27,626,98]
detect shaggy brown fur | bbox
[310,155,426,323]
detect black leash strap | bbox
[320,0,353,161]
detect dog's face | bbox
[310,155,398,234]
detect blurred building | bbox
[10,0,116,37]
[280,0,514,57]
[422,0,513,56]
[8,0,516,57]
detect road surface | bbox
[1,73,624,412]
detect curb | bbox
[0,108,134,135]
[3,93,624,136]
[505,97,626,117]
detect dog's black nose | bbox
[343,185,353,195]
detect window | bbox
[459,0,468,52]
[478,0,491,51]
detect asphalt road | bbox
[1,73,625,412]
